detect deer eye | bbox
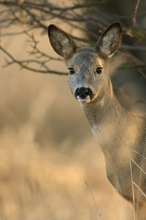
[96,67,103,74]
[68,68,75,75]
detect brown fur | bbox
[48,23,146,219]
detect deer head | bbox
[48,23,121,104]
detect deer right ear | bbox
[48,25,76,60]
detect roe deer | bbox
[48,23,146,219]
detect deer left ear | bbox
[96,22,121,58]
[48,24,76,60]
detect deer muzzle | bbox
[75,87,94,103]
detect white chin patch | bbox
[77,96,91,104]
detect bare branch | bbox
[121,44,146,52]
[0,0,146,77]
[0,45,67,75]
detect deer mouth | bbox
[75,87,94,103]
[76,95,91,103]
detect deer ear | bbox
[96,23,121,58]
[48,25,76,60]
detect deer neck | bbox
[81,80,145,199]
[82,81,126,138]
[81,80,142,165]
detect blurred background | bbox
[0,0,146,219]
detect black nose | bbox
[75,87,93,99]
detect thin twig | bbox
[132,150,146,160]
[85,180,99,219]
[132,181,146,199]
[132,0,141,24]
[130,158,146,175]
[129,156,136,220]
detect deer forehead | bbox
[68,48,104,69]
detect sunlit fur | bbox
[48,23,146,220]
